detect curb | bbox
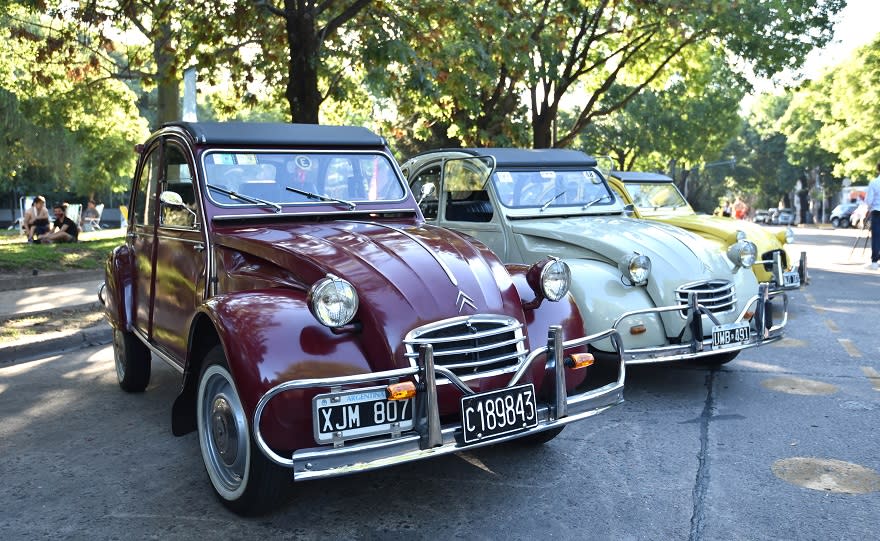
[0,324,112,365]
[0,269,103,292]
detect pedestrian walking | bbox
[865,161,880,270]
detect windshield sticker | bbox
[497,171,513,183]
[235,154,258,165]
[295,155,313,170]
[212,153,235,165]
[539,171,556,179]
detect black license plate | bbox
[460,384,538,444]
[711,322,751,349]
[313,387,414,444]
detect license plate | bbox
[711,322,751,349]
[783,270,800,287]
[460,384,538,444]
[313,387,414,444]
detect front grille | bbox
[761,249,787,271]
[675,280,736,317]
[404,315,526,379]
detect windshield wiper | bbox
[581,194,610,210]
[206,183,282,213]
[285,185,356,210]
[540,191,567,211]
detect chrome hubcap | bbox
[199,366,249,496]
[211,396,239,466]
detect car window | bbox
[624,182,689,210]
[161,144,198,228]
[409,165,440,220]
[203,151,406,206]
[132,147,160,227]
[491,169,612,209]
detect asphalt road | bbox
[1,226,877,540]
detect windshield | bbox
[203,151,406,207]
[623,182,690,211]
[490,169,614,210]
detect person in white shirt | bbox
[865,162,880,270]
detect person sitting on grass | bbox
[38,203,79,244]
[24,195,51,243]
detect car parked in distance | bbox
[776,208,795,226]
[830,203,859,228]
[753,208,770,224]
[607,171,806,292]
[401,149,786,369]
[99,122,625,515]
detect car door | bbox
[150,139,207,364]
[130,145,160,338]
[410,162,509,259]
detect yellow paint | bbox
[824,319,839,333]
[861,366,880,391]
[838,338,862,358]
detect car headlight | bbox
[308,274,359,327]
[618,253,651,285]
[526,257,571,303]
[775,227,794,245]
[727,240,757,268]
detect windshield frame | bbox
[622,181,694,216]
[200,148,409,210]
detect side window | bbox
[161,144,197,228]
[132,148,160,227]
[443,162,493,223]
[410,165,440,220]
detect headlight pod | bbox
[308,274,359,327]
[727,240,758,268]
[526,257,571,304]
[777,227,795,244]
[618,253,651,286]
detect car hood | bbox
[510,216,739,303]
[212,220,524,370]
[647,213,784,253]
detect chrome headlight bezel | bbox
[727,240,758,268]
[308,274,359,327]
[539,258,571,302]
[618,253,651,286]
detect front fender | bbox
[102,244,135,331]
[203,289,374,451]
[566,260,667,353]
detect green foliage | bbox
[0,231,124,271]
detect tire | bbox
[697,350,739,366]
[513,426,565,445]
[113,327,151,392]
[831,217,840,228]
[197,345,289,515]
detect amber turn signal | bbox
[564,353,595,369]
[743,311,755,321]
[629,324,647,335]
[386,381,417,400]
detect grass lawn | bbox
[0,228,125,272]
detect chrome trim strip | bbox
[130,327,185,374]
[404,336,525,358]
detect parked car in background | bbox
[607,171,806,292]
[753,208,770,224]
[100,122,626,515]
[776,208,795,226]
[830,203,859,228]
[402,149,787,370]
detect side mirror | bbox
[417,182,436,206]
[160,191,185,207]
[623,203,635,218]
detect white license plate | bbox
[313,387,413,444]
[711,322,751,349]
[783,270,800,287]
[460,384,538,444]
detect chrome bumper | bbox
[614,283,787,365]
[766,250,808,292]
[253,326,625,481]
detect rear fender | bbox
[102,245,135,330]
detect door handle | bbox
[193,243,205,252]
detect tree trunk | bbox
[154,22,179,128]
[284,3,321,124]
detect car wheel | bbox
[841,218,850,228]
[513,426,565,445]
[831,217,840,228]
[697,351,739,366]
[113,327,151,392]
[197,345,289,515]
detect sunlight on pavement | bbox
[760,376,838,395]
